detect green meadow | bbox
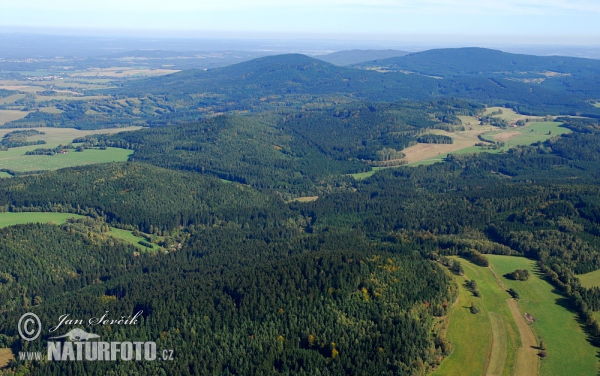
[353,121,569,177]
[0,127,139,173]
[436,255,599,376]
[433,257,520,376]
[579,269,600,288]
[0,147,132,172]
[487,255,599,376]
[107,227,157,251]
[0,212,84,228]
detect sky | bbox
[2,0,600,44]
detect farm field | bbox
[487,255,599,376]
[403,121,568,166]
[0,94,26,105]
[0,171,11,178]
[0,110,29,125]
[0,212,85,228]
[0,126,140,172]
[0,147,132,172]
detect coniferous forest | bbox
[2,49,600,375]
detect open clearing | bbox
[288,196,319,203]
[578,268,600,288]
[438,255,599,376]
[0,348,14,369]
[487,255,598,376]
[0,212,84,228]
[403,121,569,166]
[0,110,29,125]
[0,126,140,172]
[0,212,155,251]
[432,263,492,376]
[593,102,600,108]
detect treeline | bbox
[0,162,285,233]
[0,129,46,150]
[417,134,453,144]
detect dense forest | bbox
[2,51,600,375]
[5,49,600,130]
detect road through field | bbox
[488,266,538,376]
[506,299,539,376]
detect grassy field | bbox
[487,255,599,376]
[0,127,140,172]
[353,119,570,178]
[0,171,11,178]
[0,212,84,228]
[437,255,599,376]
[0,109,30,125]
[432,265,493,376]
[0,148,132,172]
[578,269,600,288]
[108,227,157,251]
[0,93,26,105]
[434,257,521,376]
[0,348,14,369]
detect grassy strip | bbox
[487,255,599,376]
[578,269,600,288]
[0,212,84,228]
[432,264,493,376]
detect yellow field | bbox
[0,348,14,369]
[0,109,30,125]
[401,125,497,164]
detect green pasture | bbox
[578,269,600,288]
[434,257,520,376]
[0,147,132,172]
[487,255,599,376]
[0,212,84,228]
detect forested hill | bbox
[314,49,409,66]
[114,53,439,101]
[352,47,600,77]
[112,52,600,117]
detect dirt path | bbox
[506,299,539,376]
[489,265,539,376]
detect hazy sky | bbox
[2,0,600,43]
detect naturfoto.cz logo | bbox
[16,311,174,362]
